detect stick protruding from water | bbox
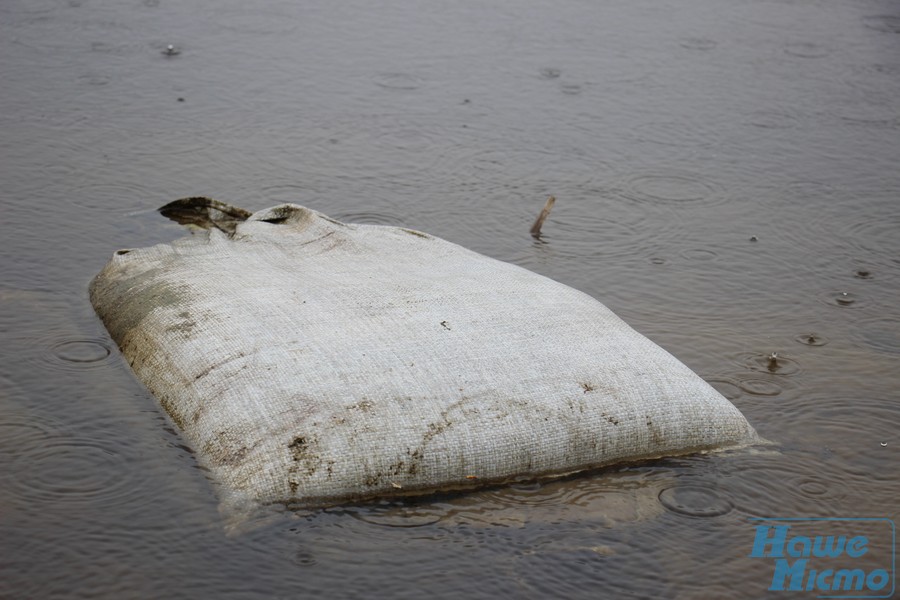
[530,195,556,238]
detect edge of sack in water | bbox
[221,434,776,536]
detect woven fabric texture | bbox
[90,204,757,514]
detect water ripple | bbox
[372,126,439,153]
[783,42,832,59]
[5,435,151,509]
[707,370,799,400]
[538,67,562,79]
[330,468,670,531]
[658,484,733,518]
[734,376,786,397]
[49,339,111,365]
[258,183,312,206]
[731,350,802,376]
[705,378,744,401]
[617,170,728,207]
[466,146,613,188]
[745,107,804,130]
[531,202,686,265]
[0,412,58,452]
[794,332,830,347]
[513,541,671,598]
[679,248,718,262]
[818,289,870,310]
[751,393,898,479]
[834,212,900,270]
[407,142,622,266]
[630,119,721,150]
[679,37,717,51]
[0,377,62,454]
[863,15,900,34]
[211,8,300,35]
[27,334,115,373]
[720,458,849,518]
[373,72,424,91]
[341,500,447,528]
[849,316,900,356]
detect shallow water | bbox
[1,0,898,597]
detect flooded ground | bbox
[1,0,898,597]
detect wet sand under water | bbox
[1,0,898,598]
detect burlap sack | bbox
[90,203,757,515]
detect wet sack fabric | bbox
[90,203,758,516]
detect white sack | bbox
[90,203,757,514]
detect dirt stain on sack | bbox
[203,429,254,467]
[90,268,190,345]
[287,435,322,494]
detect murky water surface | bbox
[2,0,898,597]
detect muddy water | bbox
[1,0,898,597]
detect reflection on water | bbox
[1,0,898,597]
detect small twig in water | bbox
[530,195,556,238]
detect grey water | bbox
[1,0,899,598]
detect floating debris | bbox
[530,195,556,238]
[162,44,180,57]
